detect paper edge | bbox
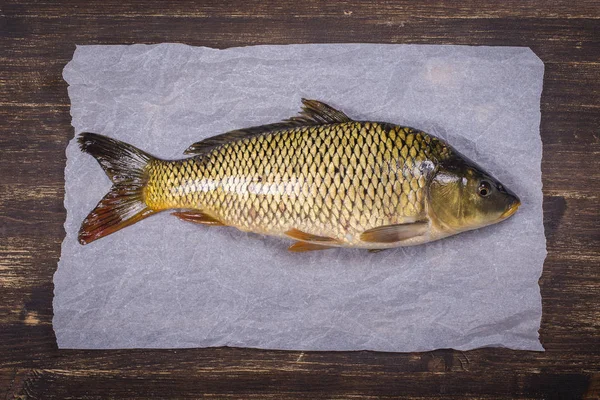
[54,43,548,353]
[529,46,547,352]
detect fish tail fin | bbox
[77,132,156,245]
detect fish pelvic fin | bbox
[77,132,156,245]
[285,228,342,252]
[288,241,335,252]
[284,228,341,243]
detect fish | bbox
[77,99,520,251]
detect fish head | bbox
[427,153,520,233]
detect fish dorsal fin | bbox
[184,121,297,155]
[360,221,429,243]
[183,99,353,155]
[284,98,353,126]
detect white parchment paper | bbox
[55,44,546,351]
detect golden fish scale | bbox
[144,122,449,245]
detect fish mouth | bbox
[500,199,521,220]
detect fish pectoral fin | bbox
[284,228,340,243]
[360,221,428,243]
[172,210,225,226]
[288,241,335,252]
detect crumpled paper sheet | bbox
[55,44,546,351]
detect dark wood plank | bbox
[5,0,600,18]
[0,367,594,399]
[1,0,599,398]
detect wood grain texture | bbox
[1,1,599,398]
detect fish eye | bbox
[478,181,492,197]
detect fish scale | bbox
[143,121,447,245]
[77,99,518,250]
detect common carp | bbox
[77,99,520,251]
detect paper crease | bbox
[54,43,546,352]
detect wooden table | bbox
[2,1,599,398]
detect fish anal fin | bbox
[172,210,225,226]
[285,228,340,243]
[183,99,354,155]
[360,221,429,243]
[288,242,335,252]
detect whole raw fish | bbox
[78,99,520,251]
